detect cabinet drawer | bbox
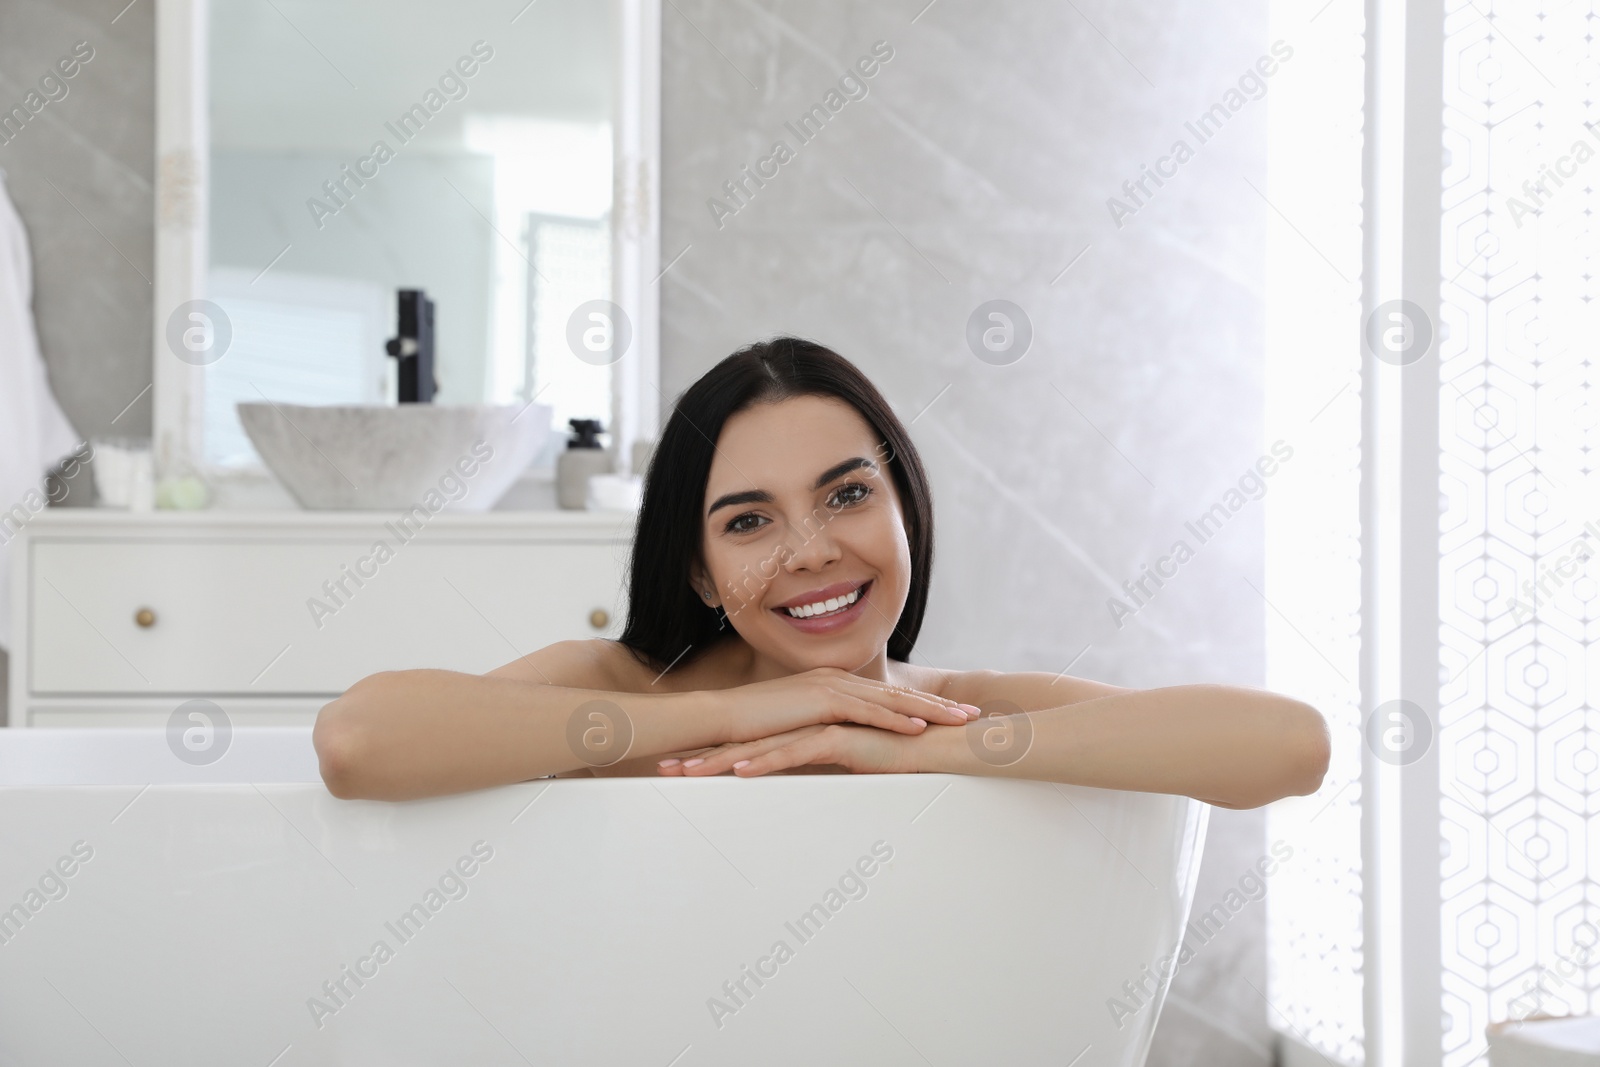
[29,539,627,695]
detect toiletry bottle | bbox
[630,437,656,478]
[556,419,613,509]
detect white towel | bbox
[0,165,82,652]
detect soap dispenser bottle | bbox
[556,418,613,509]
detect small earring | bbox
[703,591,711,599]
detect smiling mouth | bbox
[774,579,872,620]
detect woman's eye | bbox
[723,483,871,534]
[830,482,872,508]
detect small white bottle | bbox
[127,451,155,511]
[631,437,656,478]
[556,418,613,509]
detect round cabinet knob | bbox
[588,608,609,630]
[134,608,157,628]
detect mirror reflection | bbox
[205,0,615,469]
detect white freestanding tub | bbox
[0,728,1208,1066]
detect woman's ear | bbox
[687,562,716,606]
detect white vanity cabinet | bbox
[6,510,636,726]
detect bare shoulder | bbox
[933,667,1133,711]
[483,638,648,691]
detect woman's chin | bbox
[785,645,879,675]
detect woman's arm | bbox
[312,640,730,801]
[313,644,970,799]
[668,679,1331,810]
[919,683,1330,808]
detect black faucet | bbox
[385,289,437,403]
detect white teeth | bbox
[786,586,862,618]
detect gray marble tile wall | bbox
[657,1,1273,1063]
[0,0,155,722]
[0,0,154,440]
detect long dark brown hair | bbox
[617,336,935,672]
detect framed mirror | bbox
[150,0,659,504]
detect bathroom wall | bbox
[657,1,1273,1062]
[0,0,154,442]
[0,0,156,721]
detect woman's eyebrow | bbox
[706,456,878,517]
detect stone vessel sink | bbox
[236,402,551,511]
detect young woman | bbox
[313,336,1330,807]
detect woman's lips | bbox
[772,579,872,634]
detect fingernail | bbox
[733,760,750,769]
[910,716,927,727]
[658,758,681,767]
[960,704,981,717]
[683,758,704,767]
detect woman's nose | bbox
[780,514,842,568]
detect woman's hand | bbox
[710,666,977,745]
[657,721,933,777]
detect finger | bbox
[681,737,790,775]
[837,679,975,726]
[834,692,971,736]
[682,730,814,775]
[838,676,953,707]
[834,693,931,735]
[733,732,837,777]
[657,745,722,774]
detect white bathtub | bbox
[0,728,1208,1066]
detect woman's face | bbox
[695,394,912,675]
